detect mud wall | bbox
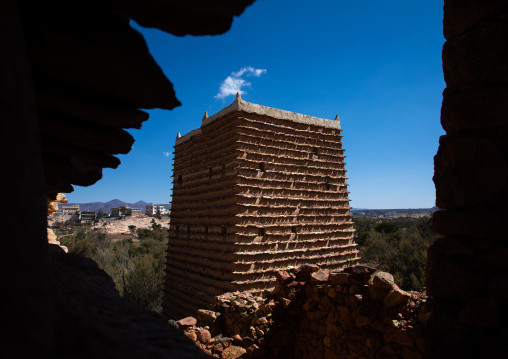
[164,104,359,319]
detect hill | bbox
[351,206,437,218]
[58,199,171,214]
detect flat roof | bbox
[175,93,340,145]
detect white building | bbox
[145,203,168,216]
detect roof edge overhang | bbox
[175,93,341,145]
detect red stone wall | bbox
[176,265,429,359]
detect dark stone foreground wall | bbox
[427,0,508,357]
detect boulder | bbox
[196,328,211,343]
[221,345,246,359]
[177,316,197,327]
[197,309,220,326]
[383,286,411,309]
[310,270,330,283]
[294,264,320,281]
[371,271,395,288]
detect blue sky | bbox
[64,0,445,209]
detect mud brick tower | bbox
[163,94,359,318]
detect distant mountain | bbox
[58,199,171,214]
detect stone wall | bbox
[164,97,359,319]
[175,265,429,359]
[427,0,508,357]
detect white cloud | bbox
[232,66,267,78]
[163,152,170,157]
[215,66,267,99]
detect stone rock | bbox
[269,330,293,348]
[253,316,268,325]
[349,284,362,294]
[432,209,508,240]
[433,135,508,209]
[167,319,179,329]
[213,342,224,353]
[47,192,67,216]
[357,302,381,316]
[196,328,211,343]
[429,235,474,257]
[489,277,508,299]
[368,282,392,301]
[197,309,220,326]
[371,320,387,333]
[184,329,197,342]
[310,270,330,283]
[443,0,508,39]
[232,334,242,345]
[443,22,508,88]
[383,287,411,309]
[276,270,291,282]
[329,272,349,285]
[281,297,291,308]
[47,228,68,253]
[177,316,197,327]
[344,295,361,310]
[426,245,482,302]
[344,265,376,282]
[401,347,422,359]
[246,344,264,358]
[458,298,504,328]
[221,345,246,359]
[220,337,233,348]
[294,264,320,281]
[242,336,255,347]
[371,271,395,288]
[441,86,508,132]
[384,328,414,347]
[478,248,508,268]
[355,315,371,327]
[302,299,317,311]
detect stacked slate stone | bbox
[164,95,359,319]
[428,0,508,357]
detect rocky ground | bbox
[91,216,170,235]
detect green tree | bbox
[354,215,437,291]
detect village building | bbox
[79,211,97,224]
[61,204,79,216]
[145,203,169,216]
[163,94,359,318]
[126,208,143,217]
